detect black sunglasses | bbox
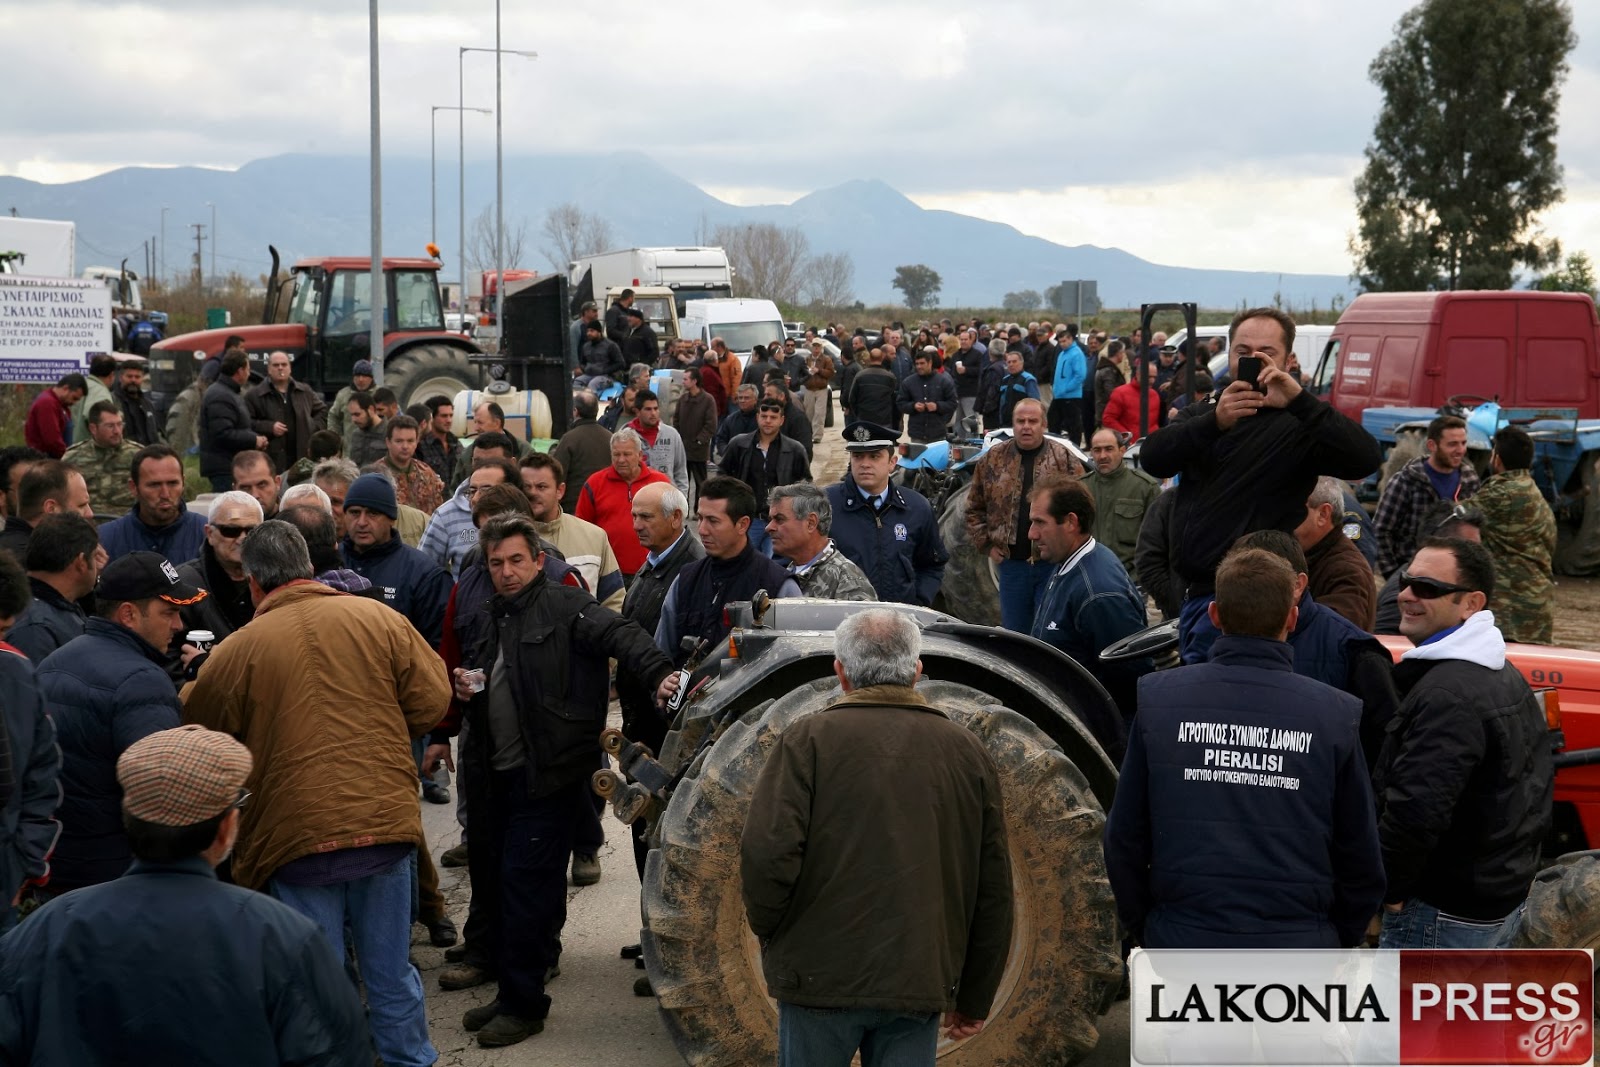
[213,524,258,540]
[1397,570,1475,600]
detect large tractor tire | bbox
[1508,850,1600,951]
[933,482,1001,626]
[641,677,1122,1067]
[382,343,484,411]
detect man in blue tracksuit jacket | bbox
[1049,325,1087,444]
[1104,545,1384,949]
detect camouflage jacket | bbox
[63,439,140,515]
[1475,469,1556,645]
[366,457,444,515]
[965,439,1081,556]
[786,541,878,602]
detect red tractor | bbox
[146,247,484,419]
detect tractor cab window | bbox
[1310,338,1340,396]
[394,271,445,331]
[286,271,322,328]
[325,270,374,335]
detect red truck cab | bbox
[1310,291,1600,422]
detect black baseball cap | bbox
[99,551,207,605]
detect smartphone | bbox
[1236,355,1267,392]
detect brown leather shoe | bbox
[438,963,494,990]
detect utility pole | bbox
[368,0,384,387]
[191,224,207,290]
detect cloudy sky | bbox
[3,0,1598,277]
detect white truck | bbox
[680,298,785,362]
[569,246,733,317]
[0,217,76,278]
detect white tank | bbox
[649,368,687,423]
[451,382,553,442]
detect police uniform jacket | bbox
[1104,634,1385,949]
[825,474,947,606]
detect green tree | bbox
[891,264,941,309]
[1533,251,1598,298]
[1002,289,1042,311]
[1351,0,1575,292]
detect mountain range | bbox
[0,152,1353,309]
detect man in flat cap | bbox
[34,551,201,895]
[0,725,369,1066]
[825,421,947,605]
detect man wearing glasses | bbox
[420,448,521,577]
[185,520,450,1066]
[1373,536,1553,949]
[174,491,264,654]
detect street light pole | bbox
[431,105,490,256]
[206,201,216,290]
[368,0,384,387]
[457,44,535,338]
[159,206,168,282]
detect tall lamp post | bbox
[457,43,535,341]
[205,201,216,291]
[368,0,384,385]
[430,104,490,306]
[159,206,169,283]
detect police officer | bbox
[1104,544,1384,948]
[824,421,947,606]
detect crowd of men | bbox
[0,303,1571,1066]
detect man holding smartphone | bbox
[1139,308,1380,663]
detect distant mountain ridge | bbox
[0,152,1352,308]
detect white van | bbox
[1181,323,1333,382]
[680,298,785,362]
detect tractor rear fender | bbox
[383,332,481,361]
[701,625,1121,810]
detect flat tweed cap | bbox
[118,724,253,827]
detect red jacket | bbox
[24,390,69,458]
[1101,381,1163,441]
[700,365,729,417]
[574,464,671,575]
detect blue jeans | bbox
[997,558,1053,633]
[749,516,772,557]
[1379,898,1517,949]
[779,1004,940,1067]
[269,852,437,1067]
[1178,593,1220,664]
[208,473,232,493]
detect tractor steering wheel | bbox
[1099,618,1179,662]
[1440,394,1494,417]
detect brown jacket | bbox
[672,389,719,463]
[740,685,1013,1017]
[1306,526,1377,632]
[965,439,1080,556]
[803,355,836,392]
[182,580,450,889]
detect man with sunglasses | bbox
[0,725,370,1066]
[1373,501,1483,636]
[173,491,264,652]
[1373,537,1552,949]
